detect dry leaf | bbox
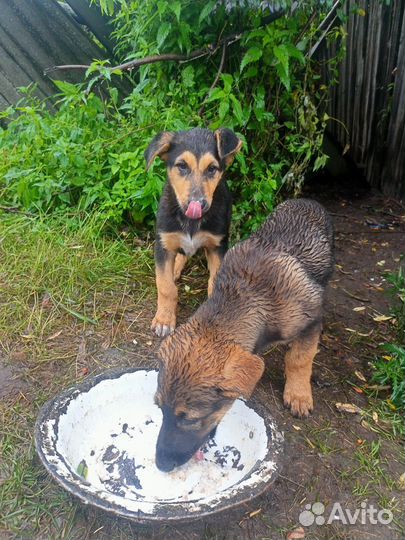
[335,402,362,414]
[47,329,63,341]
[372,315,392,322]
[376,260,386,267]
[287,527,305,540]
[354,370,367,382]
[292,425,302,431]
[304,437,316,449]
[353,306,366,312]
[353,387,364,394]
[249,509,262,518]
[372,411,379,424]
[345,328,373,337]
[398,473,405,491]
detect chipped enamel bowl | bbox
[35,368,283,523]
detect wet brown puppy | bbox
[154,199,334,471]
[145,128,242,337]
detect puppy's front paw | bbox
[283,384,313,418]
[151,311,176,337]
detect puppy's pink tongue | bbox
[194,449,204,462]
[185,201,202,219]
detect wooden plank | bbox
[0,0,108,109]
[65,0,116,54]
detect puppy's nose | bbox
[155,451,176,472]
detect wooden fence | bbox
[0,0,107,110]
[323,0,405,201]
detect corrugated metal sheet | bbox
[322,0,405,201]
[0,0,107,109]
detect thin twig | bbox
[342,288,371,303]
[198,42,227,116]
[45,35,236,75]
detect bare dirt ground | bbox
[1,179,404,540]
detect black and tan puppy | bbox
[154,199,334,471]
[145,127,242,337]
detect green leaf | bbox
[285,43,305,65]
[230,94,244,125]
[218,100,230,119]
[221,73,233,93]
[275,62,290,91]
[198,0,215,25]
[170,1,181,21]
[53,80,79,96]
[156,22,170,48]
[76,459,88,479]
[313,154,328,171]
[206,87,225,102]
[273,44,289,74]
[240,47,262,73]
[181,65,194,87]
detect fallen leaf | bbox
[80,367,89,377]
[304,437,316,449]
[292,425,302,431]
[249,508,262,518]
[356,439,365,445]
[398,473,405,491]
[287,527,305,540]
[76,459,88,479]
[353,387,364,394]
[387,400,397,411]
[354,370,367,382]
[335,402,362,414]
[372,411,379,423]
[382,355,392,361]
[146,340,152,346]
[353,306,366,312]
[376,260,386,267]
[132,339,138,346]
[345,328,373,337]
[372,315,393,322]
[47,329,63,341]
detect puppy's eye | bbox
[206,165,218,175]
[176,161,189,173]
[177,414,202,430]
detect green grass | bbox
[0,211,153,350]
[0,212,155,538]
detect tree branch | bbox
[44,7,286,75]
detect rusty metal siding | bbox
[323,0,405,201]
[0,0,107,109]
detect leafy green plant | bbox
[372,344,405,412]
[1,1,344,233]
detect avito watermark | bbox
[299,501,393,527]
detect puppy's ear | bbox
[220,344,264,399]
[144,131,174,170]
[214,128,243,167]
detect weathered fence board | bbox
[323,0,405,201]
[0,0,107,109]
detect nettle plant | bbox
[0,0,342,233]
